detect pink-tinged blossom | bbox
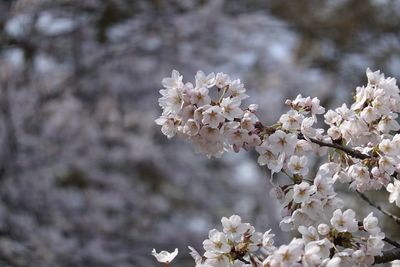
[202,106,225,128]
[220,97,243,120]
[268,130,297,155]
[191,87,211,107]
[279,110,303,131]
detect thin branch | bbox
[357,191,400,225]
[300,134,400,178]
[0,67,18,180]
[237,257,250,264]
[384,237,400,249]
[298,134,370,160]
[249,255,259,267]
[375,248,400,264]
[358,220,400,248]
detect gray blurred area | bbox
[0,0,400,266]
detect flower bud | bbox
[318,223,330,235]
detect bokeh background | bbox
[1,0,400,266]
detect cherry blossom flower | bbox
[279,110,303,131]
[387,179,400,207]
[221,215,247,240]
[202,106,225,128]
[262,229,276,254]
[203,229,231,253]
[268,130,297,155]
[317,224,330,236]
[215,72,230,89]
[288,155,309,176]
[188,246,205,267]
[298,225,319,243]
[191,87,211,107]
[363,212,381,235]
[293,182,312,203]
[330,209,358,233]
[162,70,183,89]
[367,234,385,256]
[204,251,230,267]
[264,239,304,267]
[195,70,215,88]
[220,97,243,120]
[152,248,178,265]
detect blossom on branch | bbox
[154,68,400,266]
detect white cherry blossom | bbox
[317,224,330,236]
[215,72,230,89]
[279,110,303,131]
[203,229,230,254]
[220,97,243,120]
[387,179,400,207]
[288,155,309,176]
[293,182,313,203]
[162,70,183,89]
[298,226,319,243]
[195,70,215,88]
[152,248,178,264]
[204,251,230,267]
[202,106,225,128]
[330,209,358,233]
[268,130,297,155]
[191,87,211,107]
[363,212,381,235]
[221,215,247,240]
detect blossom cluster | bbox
[255,93,327,177]
[188,215,275,267]
[323,69,400,194]
[156,70,261,158]
[152,212,384,267]
[154,69,400,266]
[264,164,385,267]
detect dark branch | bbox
[298,134,370,160]
[357,192,400,225]
[375,248,400,264]
[237,257,250,264]
[384,237,400,249]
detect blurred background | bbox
[1,0,400,266]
